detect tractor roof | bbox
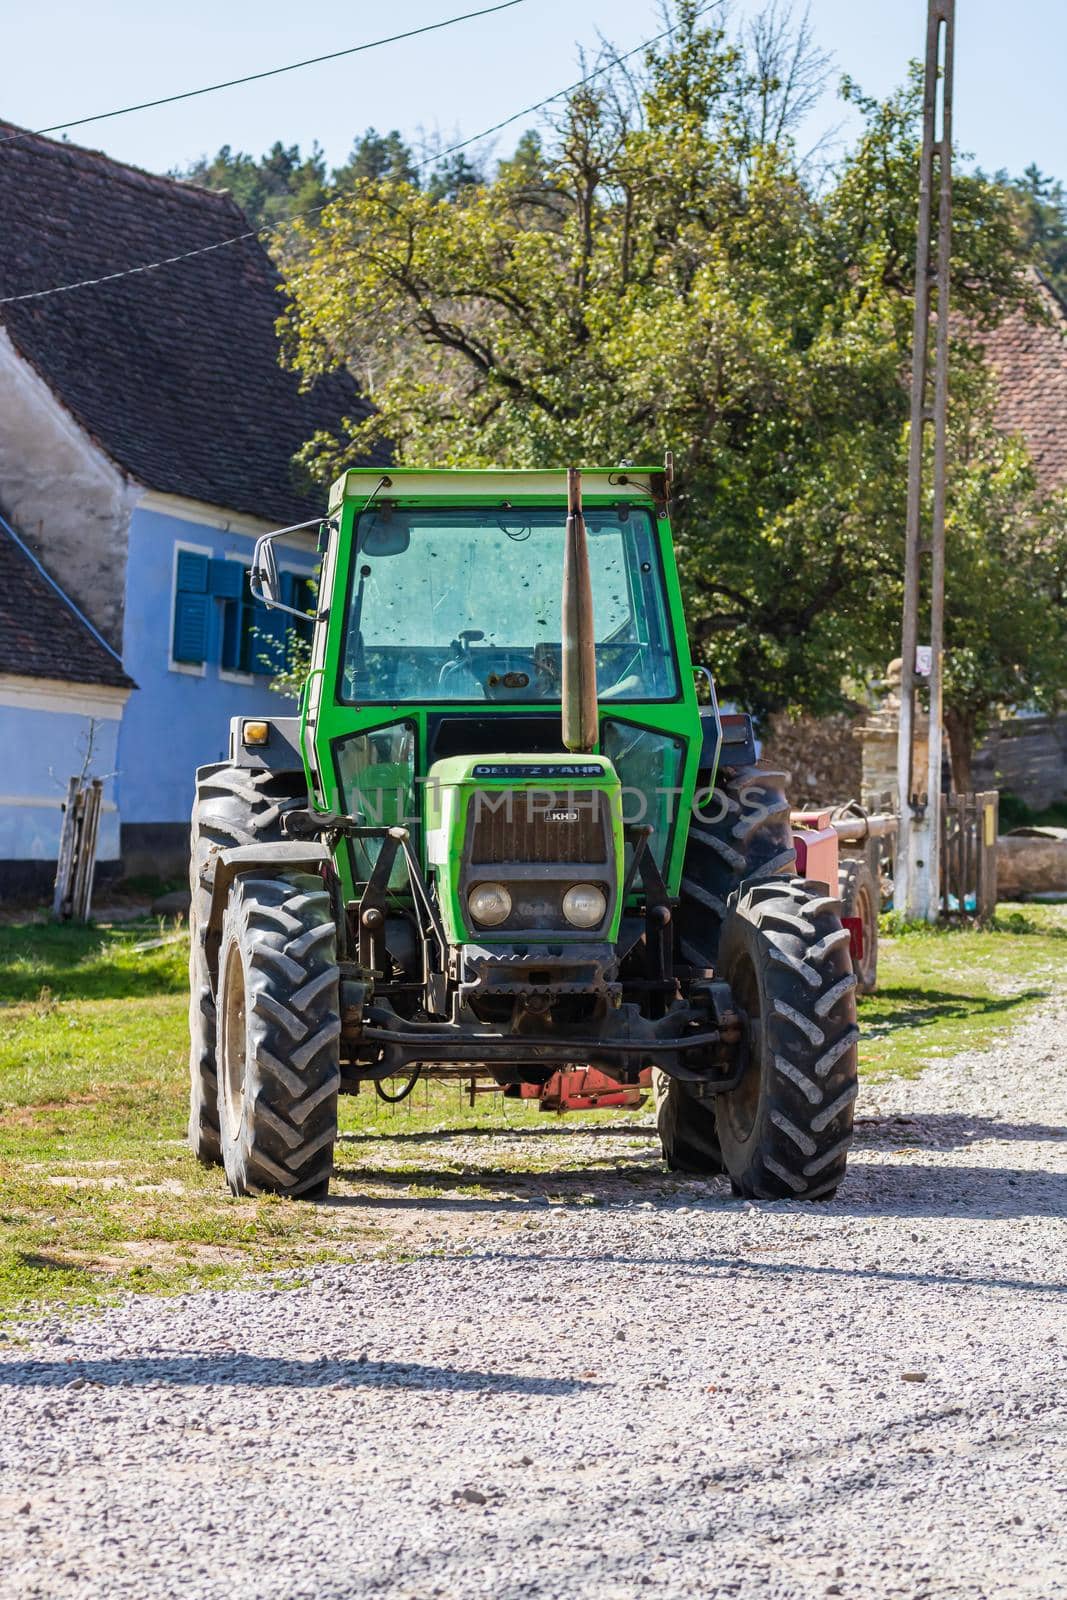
[329,467,666,508]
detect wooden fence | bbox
[52,777,104,922]
[941,791,999,923]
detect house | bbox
[0,123,376,888]
[0,512,134,894]
[977,273,1067,493]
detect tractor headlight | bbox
[562,883,607,928]
[468,882,513,927]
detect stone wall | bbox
[972,715,1067,812]
[758,713,865,807]
[858,708,1067,812]
[761,706,1067,814]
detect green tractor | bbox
[188,466,858,1202]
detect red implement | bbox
[520,1066,649,1112]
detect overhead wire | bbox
[0,1,528,146]
[0,1,723,308]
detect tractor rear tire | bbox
[837,856,879,995]
[653,1070,724,1174]
[216,872,340,1200]
[714,879,859,1201]
[676,764,796,970]
[187,764,305,1165]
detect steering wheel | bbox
[438,630,487,697]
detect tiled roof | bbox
[0,124,377,525]
[0,518,134,689]
[976,276,1067,494]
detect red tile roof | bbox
[975,276,1067,494]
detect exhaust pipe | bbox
[561,466,598,754]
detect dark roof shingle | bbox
[0,519,134,689]
[0,124,374,524]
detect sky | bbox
[0,0,1062,184]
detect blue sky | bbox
[1,1,1061,183]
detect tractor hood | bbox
[423,753,625,945]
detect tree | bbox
[179,142,327,228]
[332,129,417,191]
[998,163,1067,304]
[277,1,1041,725]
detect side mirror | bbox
[249,528,321,621]
[251,533,283,606]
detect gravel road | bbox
[1,1001,1065,1600]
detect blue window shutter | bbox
[173,591,209,663]
[252,596,286,675]
[209,558,244,599]
[176,550,209,593]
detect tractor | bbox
[187,466,859,1202]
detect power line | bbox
[0,1,527,147]
[0,1,723,308]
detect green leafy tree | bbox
[332,129,418,190]
[180,141,328,228]
[278,2,1043,729]
[998,163,1067,303]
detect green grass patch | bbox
[0,902,1064,1321]
[858,901,1067,1078]
[0,919,188,1004]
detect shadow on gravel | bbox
[328,1158,1066,1221]
[336,1125,652,1145]
[473,1246,1066,1297]
[0,1356,596,1394]
[853,1112,1067,1148]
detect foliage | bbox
[997,163,1067,304]
[277,2,1040,722]
[179,140,329,227]
[177,127,486,232]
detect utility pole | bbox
[895,0,955,922]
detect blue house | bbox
[0,123,376,888]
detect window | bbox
[172,548,315,675]
[338,506,678,705]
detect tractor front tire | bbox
[714,879,859,1201]
[188,764,304,1165]
[216,873,340,1200]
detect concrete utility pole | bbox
[896,0,955,923]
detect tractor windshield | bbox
[339,505,678,704]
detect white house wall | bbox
[0,328,137,651]
[0,676,125,870]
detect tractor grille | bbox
[468,790,608,866]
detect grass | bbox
[1,903,1065,1323]
[861,902,1067,1078]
